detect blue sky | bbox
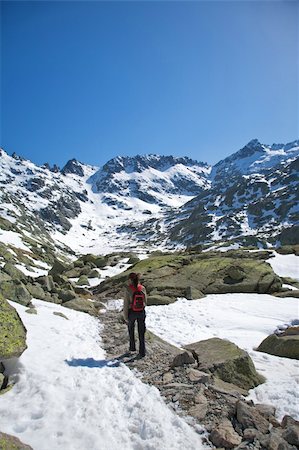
[1,0,298,168]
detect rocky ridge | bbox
[1,139,298,257]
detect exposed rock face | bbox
[93,250,282,303]
[257,328,299,360]
[0,294,27,359]
[184,337,265,390]
[0,431,33,449]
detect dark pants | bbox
[128,310,146,356]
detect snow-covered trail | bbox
[0,300,207,450]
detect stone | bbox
[147,295,176,305]
[281,416,299,429]
[184,286,205,300]
[88,269,100,278]
[3,263,27,281]
[25,308,37,314]
[210,419,242,448]
[185,338,264,390]
[257,333,299,360]
[0,280,32,306]
[189,394,208,421]
[170,351,195,368]
[162,372,174,383]
[236,400,269,434]
[243,427,260,441]
[0,293,27,359]
[255,403,276,420]
[282,426,299,447]
[225,265,245,282]
[36,275,55,292]
[187,368,211,383]
[48,259,69,275]
[0,431,33,449]
[58,289,77,303]
[53,312,69,320]
[76,275,90,286]
[63,297,97,315]
[26,283,47,300]
[74,286,92,296]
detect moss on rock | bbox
[257,334,299,360]
[0,293,27,359]
[185,337,265,391]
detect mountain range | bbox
[0,138,298,257]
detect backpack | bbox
[129,285,145,312]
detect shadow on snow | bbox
[65,357,121,368]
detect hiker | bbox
[123,272,147,358]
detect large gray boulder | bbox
[184,337,265,390]
[257,327,299,360]
[63,298,97,315]
[0,294,27,360]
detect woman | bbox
[123,272,147,358]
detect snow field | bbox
[0,300,207,450]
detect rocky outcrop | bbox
[93,250,282,304]
[184,337,265,390]
[0,294,27,360]
[257,327,299,360]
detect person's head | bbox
[128,272,140,288]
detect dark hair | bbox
[129,272,140,289]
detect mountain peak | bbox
[61,159,84,176]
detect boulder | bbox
[236,400,269,434]
[257,333,299,360]
[76,275,90,286]
[88,269,100,278]
[147,295,176,306]
[185,338,264,390]
[35,275,55,292]
[210,419,242,448]
[170,351,195,368]
[0,280,32,306]
[63,298,97,315]
[58,289,77,303]
[0,431,33,449]
[3,263,27,281]
[0,293,27,359]
[188,394,208,420]
[64,267,82,278]
[26,283,47,300]
[184,286,205,300]
[48,259,69,275]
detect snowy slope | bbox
[0,299,207,450]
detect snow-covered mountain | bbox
[0,139,298,256]
[168,139,299,248]
[0,150,210,255]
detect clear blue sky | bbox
[1,0,298,168]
